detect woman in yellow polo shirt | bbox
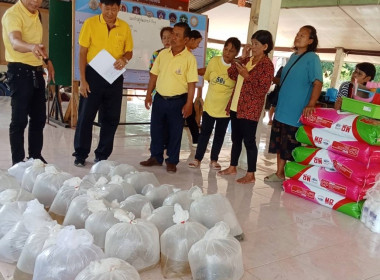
[188,37,241,170]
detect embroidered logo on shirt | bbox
[175,68,182,75]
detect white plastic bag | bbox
[21,159,47,192]
[8,159,33,184]
[0,170,20,192]
[142,184,174,209]
[145,205,175,235]
[80,174,109,190]
[49,177,86,223]
[90,175,136,203]
[188,222,244,280]
[32,166,72,208]
[16,222,61,276]
[0,201,27,239]
[0,199,52,263]
[120,194,153,218]
[90,160,118,175]
[105,210,160,271]
[0,188,34,208]
[75,258,141,280]
[63,194,92,228]
[190,192,243,239]
[124,171,159,194]
[85,200,120,249]
[163,186,200,210]
[161,204,207,278]
[33,226,105,280]
[109,163,137,178]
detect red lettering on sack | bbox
[302,174,311,182]
[341,125,351,133]
[320,179,347,195]
[308,115,333,128]
[313,157,322,165]
[324,197,334,206]
[331,141,359,157]
[314,136,323,144]
[291,185,315,199]
[332,160,353,178]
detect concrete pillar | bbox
[239,0,282,170]
[330,47,346,89]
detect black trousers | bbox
[74,65,123,160]
[230,111,258,172]
[195,111,230,162]
[7,63,46,165]
[185,104,199,144]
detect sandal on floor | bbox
[264,173,284,182]
[209,161,221,170]
[188,159,201,168]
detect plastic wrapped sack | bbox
[0,170,20,192]
[105,210,160,271]
[63,194,92,229]
[109,163,137,178]
[80,174,109,190]
[285,161,373,201]
[120,194,154,218]
[163,186,200,211]
[283,179,364,219]
[0,188,34,208]
[90,160,118,175]
[89,175,136,203]
[75,258,141,280]
[8,158,33,184]
[85,200,120,249]
[142,184,174,208]
[188,221,244,280]
[300,108,380,146]
[0,201,27,239]
[124,171,160,194]
[190,190,244,240]
[21,159,47,192]
[15,222,61,278]
[33,226,105,280]
[0,199,52,263]
[161,204,207,278]
[296,126,380,164]
[144,205,175,235]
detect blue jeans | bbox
[195,111,230,162]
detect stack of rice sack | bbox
[283,108,380,219]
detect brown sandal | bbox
[209,161,221,170]
[188,159,201,168]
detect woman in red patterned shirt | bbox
[219,30,274,184]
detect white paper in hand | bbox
[88,49,126,84]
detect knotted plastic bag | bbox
[49,177,85,224]
[0,169,20,192]
[75,258,141,280]
[120,194,154,218]
[105,210,160,272]
[21,159,47,192]
[85,200,120,249]
[8,158,33,184]
[142,184,174,209]
[91,175,136,203]
[33,226,104,280]
[109,163,137,178]
[163,186,200,210]
[90,160,118,175]
[144,205,175,235]
[124,171,160,194]
[0,201,27,239]
[0,188,34,208]
[80,174,109,190]
[190,190,244,239]
[161,204,207,278]
[32,166,73,208]
[62,194,93,229]
[188,221,244,280]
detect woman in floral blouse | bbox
[219,30,274,184]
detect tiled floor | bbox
[1,95,380,280]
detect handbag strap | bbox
[280,51,308,87]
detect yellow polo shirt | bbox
[230,57,256,112]
[203,56,236,118]
[1,0,43,66]
[151,47,198,96]
[79,14,133,63]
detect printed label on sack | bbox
[360,118,380,125]
[307,115,333,128]
[320,179,347,196]
[291,185,315,199]
[331,141,359,157]
[332,160,353,178]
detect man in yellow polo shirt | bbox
[73,0,133,167]
[2,0,55,166]
[140,22,198,173]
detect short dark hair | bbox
[160,27,173,39]
[251,30,273,55]
[356,62,376,81]
[189,30,202,40]
[224,37,241,53]
[100,0,121,6]
[302,25,318,52]
[174,22,191,38]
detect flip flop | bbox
[209,161,221,170]
[264,173,284,182]
[188,159,200,168]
